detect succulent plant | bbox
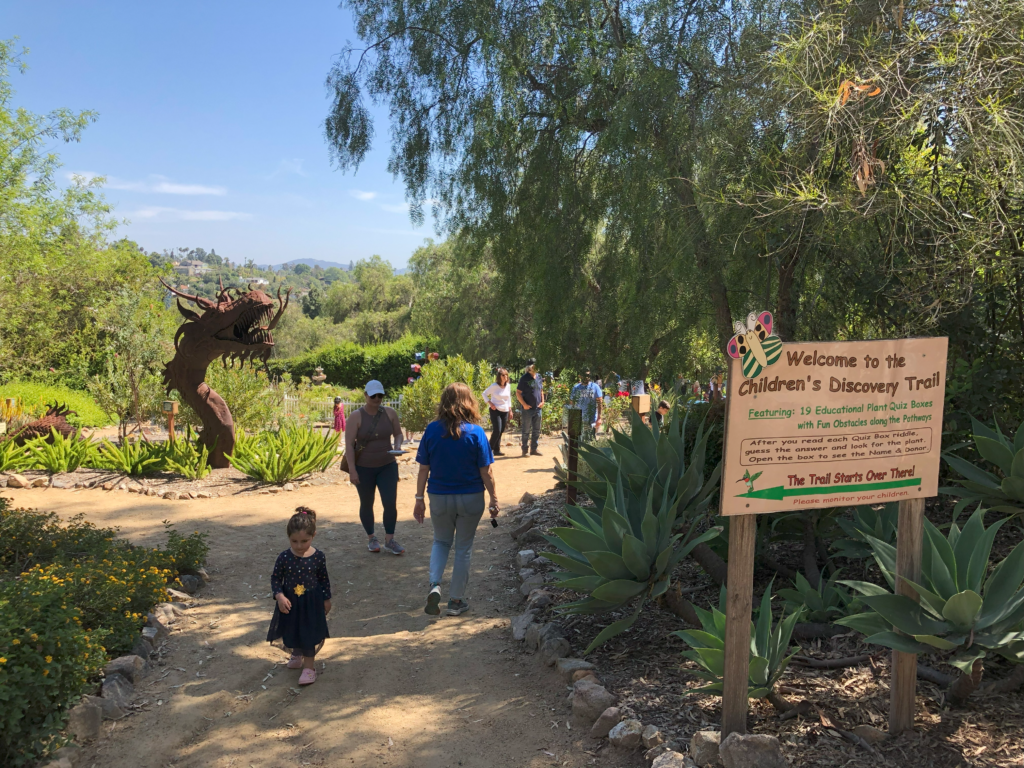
[941,417,1024,520]
[837,507,1024,703]
[674,583,803,709]
[777,571,854,624]
[832,502,898,560]
[544,407,721,652]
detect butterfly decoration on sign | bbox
[727,311,783,378]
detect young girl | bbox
[267,506,332,685]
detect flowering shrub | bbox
[0,569,108,766]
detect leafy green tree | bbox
[0,40,157,386]
[302,280,326,319]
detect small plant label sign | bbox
[721,334,948,516]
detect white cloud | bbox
[350,189,377,201]
[68,172,226,195]
[129,206,252,222]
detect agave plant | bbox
[941,417,1024,520]
[777,571,854,624]
[837,507,1024,704]
[674,584,803,711]
[96,438,165,476]
[228,427,340,483]
[25,429,97,474]
[0,439,33,473]
[544,410,721,651]
[833,502,898,559]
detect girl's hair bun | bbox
[287,506,317,535]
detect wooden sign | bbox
[719,329,948,738]
[721,337,948,516]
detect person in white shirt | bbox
[482,368,512,456]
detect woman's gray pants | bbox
[428,492,485,599]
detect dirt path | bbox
[5,436,641,768]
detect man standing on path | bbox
[516,359,544,457]
[570,369,603,435]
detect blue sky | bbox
[4,1,439,269]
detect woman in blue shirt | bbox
[413,382,500,616]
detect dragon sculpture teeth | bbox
[160,278,290,468]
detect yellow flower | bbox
[43,669,49,676]
[45,656,53,663]
[293,584,306,596]
[0,657,6,664]
[12,639,19,645]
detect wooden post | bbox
[566,408,582,506]
[890,496,925,734]
[722,513,757,738]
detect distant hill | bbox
[265,258,410,275]
[264,258,352,271]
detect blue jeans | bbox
[521,407,542,452]
[355,462,399,536]
[428,492,485,599]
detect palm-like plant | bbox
[544,408,721,651]
[674,584,803,711]
[777,571,854,624]
[837,507,1024,704]
[941,417,1024,520]
[833,502,898,559]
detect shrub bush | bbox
[269,334,437,391]
[0,382,112,428]
[0,570,109,767]
[174,366,281,433]
[94,438,165,476]
[0,440,33,473]
[0,499,209,765]
[399,355,491,432]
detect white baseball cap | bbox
[365,380,385,397]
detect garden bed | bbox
[509,490,1024,768]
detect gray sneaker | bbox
[425,584,441,615]
[383,538,405,555]
[446,598,470,616]
[367,536,381,553]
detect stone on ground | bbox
[519,492,536,505]
[84,694,125,720]
[7,473,30,488]
[539,635,571,665]
[177,574,201,594]
[518,567,537,581]
[103,655,146,684]
[572,679,618,725]
[589,706,622,738]
[689,731,722,767]
[67,699,102,740]
[525,589,553,610]
[517,549,536,567]
[100,673,134,709]
[643,724,666,749]
[520,573,545,595]
[31,476,49,487]
[718,733,786,768]
[511,611,538,641]
[555,657,595,682]
[609,719,644,749]
[146,613,170,641]
[573,669,600,683]
[652,752,694,768]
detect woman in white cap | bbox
[344,380,406,554]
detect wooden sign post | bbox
[719,335,947,738]
[162,400,179,444]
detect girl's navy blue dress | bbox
[267,549,331,654]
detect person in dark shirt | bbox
[515,359,544,457]
[653,400,671,431]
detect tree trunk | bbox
[690,541,728,586]
[658,581,702,626]
[947,658,984,706]
[766,690,794,713]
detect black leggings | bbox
[356,462,399,536]
[489,409,509,452]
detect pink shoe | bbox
[286,654,302,669]
[298,668,317,685]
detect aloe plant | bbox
[833,502,898,559]
[0,439,32,473]
[837,507,1024,704]
[777,571,854,624]
[941,417,1024,520]
[674,584,803,711]
[228,427,340,483]
[25,429,97,473]
[96,438,165,476]
[163,428,213,480]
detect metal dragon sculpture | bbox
[161,279,289,468]
[4,403,78,444]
